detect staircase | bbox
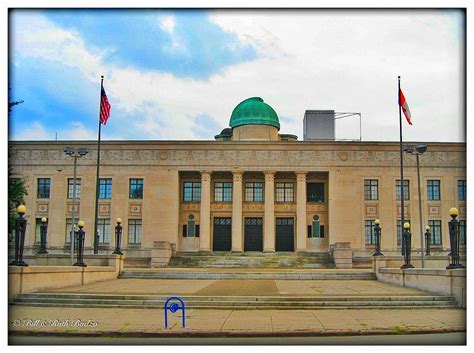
[119,270,375,280]
[12,292,458,310]
[166,252,336,269]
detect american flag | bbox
[100,87,111,125]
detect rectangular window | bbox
[458,180,466,201]
[396,219,410,246]
[65,218,73,244]
[214,182,232,202]
[67,178,81,199]
[396,180,410,200]
[459,220,466,245]
[307,183,325,202]
[99,178,112,199]
[97,218,111,244]
[128,219,142,244]
[129,179,143,199]
[428,220,442,245]
[365,220,376,245]
[427,180,441,201]
[364,179,378,201]
[276,182,294,202]
[37,178,51,199]
[183,181,201,202]
[245,182,264,202]
[35,218,43,243]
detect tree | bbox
[8,88,27,239]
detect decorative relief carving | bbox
[275,204,296,212]
[99,203,111,216]
[338,151,349,161]
[429,206,440,215]
[242,203,264,212]
[397,205,409,215]
[459,206,466,216]
[365,205,378,217]
[67,202,79,214]
[9,145,466,169]
[37,203,49,214]
[129,204,142,215]
[181,203,200,211]
[306,204,326,212]
[211,203,232,211]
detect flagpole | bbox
[93,75,104,254]
[398,75,405,255]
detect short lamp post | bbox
[37,217,48,254]
[113,218,123,255]
[425,225,431,256]
[373,219,383,256]
[401,222,414,269]
[10,205,28,267]
[447,208,465,270]
[73,220,87,267]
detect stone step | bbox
[13,293,457,310]
[118,271,375,280]
[167,252,336,269]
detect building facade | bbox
[9,97,466,266]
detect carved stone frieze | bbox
[9,144,466,169]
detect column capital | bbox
[200,171,212,182]
[263,170,276,176]
[200,170,212,176]
[232,171,243,182]
[296,171,307,182]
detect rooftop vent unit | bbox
[303,110,335,141]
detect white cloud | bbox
[159,15,176,33]
[11,10,465,142]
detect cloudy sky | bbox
[8,9,465,142]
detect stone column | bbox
[264,171,275,252]
[296,172,307,252]
[199,171,211,252]
[231,172,243,252]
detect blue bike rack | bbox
[164,296,186,328]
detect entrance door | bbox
[213,217,232,251]
[244,218,263,251]
[276,218,295,252]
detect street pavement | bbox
[9,305,465,337]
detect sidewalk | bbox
[9,306,465,337]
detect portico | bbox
[179,169,328,253]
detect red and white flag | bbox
[100,87,111,125]
[399,89,412,125]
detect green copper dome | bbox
[229,97,280,130]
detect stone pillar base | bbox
[333,242,353,269]
[150,241,172,268]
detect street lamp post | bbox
[73,220,87,267]
[113,218,124,255]
[64,147,89,265]
[425,225,431,256]
[404,144,427,268]
[10,205,28,266]
[38,217,48,254]
[447,207,465,270]
[373,219,383,256]
[401,222,414,269]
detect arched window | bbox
[187,215,195,237]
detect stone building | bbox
[9,97,466,267]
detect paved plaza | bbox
[35,278,430,296]
[8,277,465,337]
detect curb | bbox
[9,328,466,338]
